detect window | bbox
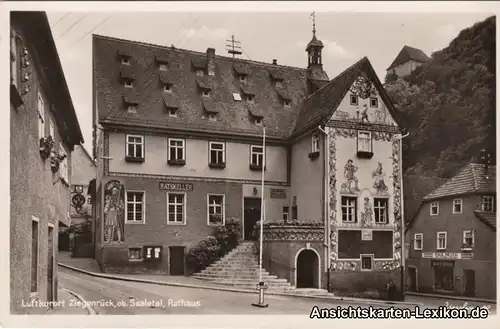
[168,138,185,162]
[167,193,186,224]
[126,135,144,159]
[374,198,388,224]
[370,97,378,108]
[202,90,210,97]
[482,196,494,212]
[124,79,133,88]
[246,95,255,103]
[430,201,439,216]
[462,230,474,249]
[284,99,291,108]
[207,194,225,225]
[129,248,142,260]
[239,75,246,82]
[168,109,177,118]
[121,56,130,65]
[59,144,69,183]
[350,95,358,106]
[196,69,204,76]
[437,232,447,250]
[341,196,357,223]
[357,131,372,153]
[10,30,18,87]
[209,142,225,165]
[37,91,45,139]
[126,191,145,223]
[275,81,283,88]
[158,63,168,71]
[360,254,373,271]
[250,145,264,167]
[282,206,289,222]
[255,118,262,125]
[291,205,298,221]
[452,199,463,214]
[164,84,172,92]
[49,119,54,138]
[413,233,423,250]
[208,114,217,121]
[127,105,137,113]
[311,134,320,153]
[31,217,39,294]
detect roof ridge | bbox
[92,33,307,72]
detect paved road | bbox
[58,267,496,315]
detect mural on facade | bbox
[340,159,360,194]
[360,197,373,227]
[327,127,339,267]
[349,73,377,99]
[103,180,125,244]
[360,104,370,124]
[372,162,389,195]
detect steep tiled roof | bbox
[94,34,310,139]
[474,210,497,231]
[292,57,405,136]
[403,174,448,224]
[423,163,496,200]
[387,45,430,70]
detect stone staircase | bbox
[192,241,329,296]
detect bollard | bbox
[251,281,269,308]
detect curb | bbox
[404,291,496,304]
[59,263,423,307]
[61,287,97,315]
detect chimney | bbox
[272,59,277,65]
[206,48,216,76]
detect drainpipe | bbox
[395,130,409,300]
[317,125,330,292]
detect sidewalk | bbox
[46,288,94,315]
[404,291,496,304]
[58,261,423,307]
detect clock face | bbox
[72,194,86,207]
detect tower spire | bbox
[310,11,316,37]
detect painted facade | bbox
[69,145,96,226]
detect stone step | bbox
[194,273,277,280]
[200,268,269,274]
[207,264,260,269]
[211,282,292,289]
[210,277,290,285]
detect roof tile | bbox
[202,98,220,114]
[474,210,496,231]
[120,67,135,80]
[387,45,430,70]
[233,63,251,75]
[162,92,180,109]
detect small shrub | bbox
[186,217,241,273]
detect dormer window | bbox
[255,118,262,125]
[168,108,177,118]
[164,84,172,93]
[127,105,137,113]
[202,90,210,97]
[350,95,358,106]
[246,95,255,103]
[239,75,247,82]
[123,79,133,88]
[196,70,204,77]
[121,56,130,65]
[158,62,168,71]
[275,81,283,88]
[284,99,291,108]
[208,114,217,121]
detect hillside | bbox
[385,16,496,179]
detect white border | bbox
[436,231,447,250]
[452,198,463,214]
[359,253,374,271]
[167,137,186,161]
[413,233,423,251]
[125,190,146,224]
[166,191,187,225]
[125,134,144,158]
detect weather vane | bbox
[310,11,316,35]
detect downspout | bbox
[395,131,409,300]
[317,125,330,292]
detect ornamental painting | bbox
[372,162,389,195]
[103,180,125,244]
[340,159,360,194]
[360,197,373,227]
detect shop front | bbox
[431,260,455,292]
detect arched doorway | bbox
[295,249,320,289]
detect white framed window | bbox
[168,109,177,118]
[436,231,447,250]
[195,69,204,76]
[341,196,357,223]
[462,230,474,249]
[481,196,494,212]
[31,216,40,295]
[246,95,255,103]
[126,134,144,158]
[59,144,69,183]
[360,254,373,271]
[284,99,291,108]
[357,131,372,153]
[370,97,378,108]
[208,114,217,121]
[121,56,130,65]
[239,75,246,82]
[374,198,388,224]
[37,91,45,139]
[10,29,18,87]
[413,233,423,250]
[311,134,320,153]
[129,248,142,260]
[430,201,439,216]
[125,191,145,223]
[452,199,463,214]
[163,84,172,93]
[209,142,225,164]
[127,105,137,113]
[167,193,186,225]
[207,194,225,225]
[275,81,283,88]
[202,90,210,97]
[49,119,54,139]
[250,145,264,167]
[168,138,185,161]
[255,118,262,126]
[350,95,358,106]
[123,79,133,88]
[158,63,168,71]
[282,206,289,222]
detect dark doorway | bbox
[244,198,261,241]
[47,225,54,303]
[169,246,185,276]
[407,267,417,292]
[463,269,475,297]
[296,249,319,288]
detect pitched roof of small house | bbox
[386,45,430,71]
[474,210,497,231]
[403,174,448,224]
[423,163,496,201]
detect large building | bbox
[405,162,496,300]
[92,25,406,296]
[10,12,84,313]
[386,45,430,78]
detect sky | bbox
[46,10,495,155]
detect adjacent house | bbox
[92,25,406,297]
[405,163,496,300]
[10,11,84,313]
[386,45,430,78]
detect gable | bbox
[330,72,398,127]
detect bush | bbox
[186,217,241,273]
